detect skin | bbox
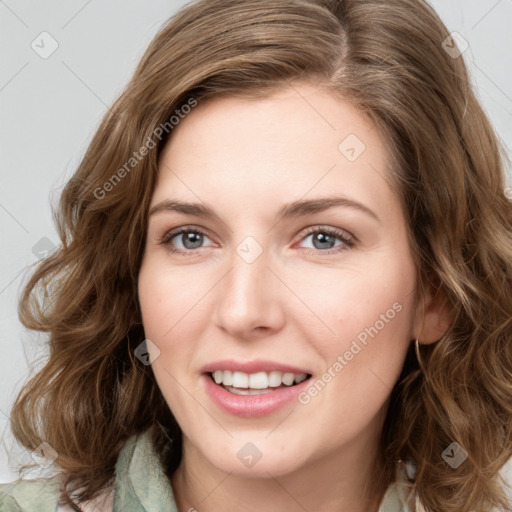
[137,83,450,512]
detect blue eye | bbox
[160,225,355,256]
[162,227,213,254]
[297,227,355,254]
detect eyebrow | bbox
[148,196,380,223]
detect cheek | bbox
[138,257,212,342]
[288,250,417,418]
[334,263,415,379]
[299,267,415,435]
[137,259,207,409]
[337,271,414,344]
[287,254,416,348]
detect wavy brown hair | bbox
[9,0,512,510]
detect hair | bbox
[9,0,512,510]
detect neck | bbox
[169,421,390,512]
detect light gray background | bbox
[1,0,511,489]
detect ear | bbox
[412,276,453,345]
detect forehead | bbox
[154,84,396,218]
[162,84,380,163]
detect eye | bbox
[160,226,215,255]
[160,225,356,257]
[297,226,355,254]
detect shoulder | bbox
[0,475,61,512]
[0,431,153,512]
[0,475,114,512]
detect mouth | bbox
[206,370,313,395]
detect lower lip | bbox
[202,373,311,418]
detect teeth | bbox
[282,373,295,386]
[294,373,308,384]
[211,370,309,389]
[268,371,282,387]
[223,370,233,386]
[223,387,275,396]
[249,371,268,389]
[232,371,248,388]
[213,371,222,384]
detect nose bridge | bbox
[213,239,284,335]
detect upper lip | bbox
[201,359,311,375]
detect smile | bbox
[210,369,310,394]
[203,371,312,417]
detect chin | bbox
[200,442,307,478]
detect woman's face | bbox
[138,83,421,477]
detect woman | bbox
[1,0,511,511]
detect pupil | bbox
[313,232,335,250]
[183,232,203,249]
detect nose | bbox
[212,245,286,339]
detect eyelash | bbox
[159,225,356,257]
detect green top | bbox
[0,430,419,511]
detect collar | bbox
[113,430,178,511]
